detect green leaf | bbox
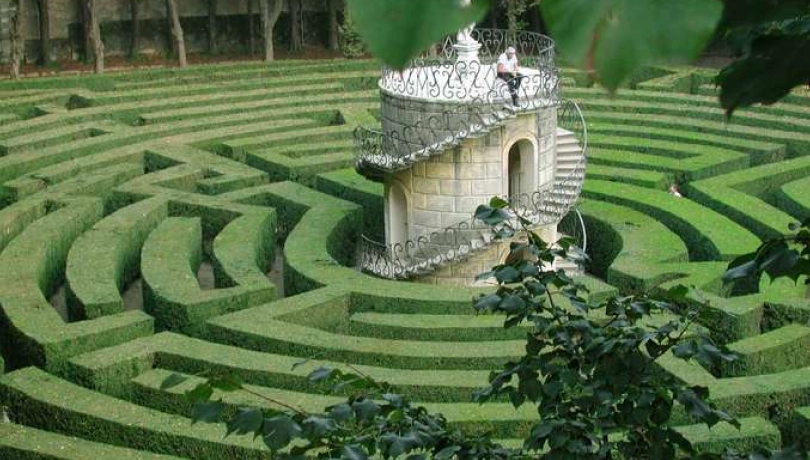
[435,446,462,460]
[489,196,510,209]
[190,400,226,424]
[543,0,723,91]
[209,373,242,392]
[475,205,512,225]
[495,266,520,284]
[302,415,337,438]
[342,445,369,460]
[226,408,264,437]
[346,0,489,70]
[184,383,213,403]
[500,294,527,314]
[474,293,502,312]
[308,366,338,382]
[352,398,381,422]
[718,18,810,115]
[329,403,354,422]
[542,0,612,67]
[160,373,188,390]
[262,415,303,452]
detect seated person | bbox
[497,46,522,106]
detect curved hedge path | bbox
[0,60,809,458]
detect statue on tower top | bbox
[456,0,477,46]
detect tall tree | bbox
[80,0,91,62]
[9,0,23,79]
[261,0,283,61]
[206,0,218,54]
[528,3,548,35]
[85,0,104,72]
[35,0,51,65]
[326,0,339,52]
[130,0,140,58]
[247,0,255,55]
[289,0,302,52]
[165,0,187,67]
[488,0,499,29]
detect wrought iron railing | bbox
[379,29,557,101]
[357,101,589,280]
[353,29,560,177]
[445,28,555,61]
[355,71,560,174]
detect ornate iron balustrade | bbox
[437,28,556,63]
[379,29,557,102]
[357,101,589,280]
[558,98,588,155]
[355,72,560,175]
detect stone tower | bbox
[355,27,587,284]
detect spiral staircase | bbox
[352,29,589,280]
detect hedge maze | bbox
[0,59,809,457]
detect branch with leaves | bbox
[472,197,740,459]
[162,197,806,459]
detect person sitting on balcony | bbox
[497,46,522,107]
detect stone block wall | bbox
[380,93,476,155]
[386,107,557,243]
[537,107,557,191]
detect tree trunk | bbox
[289,0,302,53]
[261,0,283,61]
[489,0,498,29]
[86,0,104,73]
[506,0,517,31]
[326,0,339,52]
[36,0,51,65]
[130,0,140,58]
[207,0,217,54]
[165,0,187,67]
[9,0,23,79]
[247,0,255,55]
[80,0,91,62]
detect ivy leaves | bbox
[542,0,723,91]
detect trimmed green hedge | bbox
[0,423,184,460]
[722,324,810,377]
[68,332,490,403]
[315,168,385,240]
[687,155,810,240]
[142,214,276,336]
[0,367,271,460]
[0,198,153,374]
[0,58,809,455]
[584,179,760,261]
[67,197,168,319]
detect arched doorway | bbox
[506,139,537,199]
[386,183,409,251]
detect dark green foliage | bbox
[716,2,810,115]
[542,0,722,91]
[725,219,810,287]
[472,198,739,459]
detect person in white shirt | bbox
[497,46,522,106]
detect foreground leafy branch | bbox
[472,197,740,459]
[162,198,806,459]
